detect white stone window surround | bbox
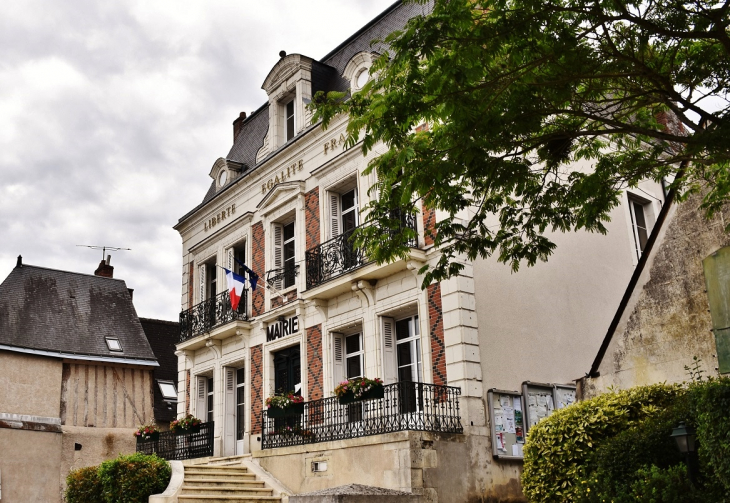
[262,54,315,150]
[343,51,377,93]
[258,181,307,304]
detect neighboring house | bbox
[172,2,666,501]
[581,189,730,397]
[140,318,180,427]
[0,256,158,503]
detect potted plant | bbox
[170,414,202,434]
[265,391,304,418]
[334,377,384,404]
[134,423,160,442]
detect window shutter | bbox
[196,377,207,419]
[332,333,345,385]
[223,368,235,455]
[330,193,341,238]
[273,224,283,290]
[199,264,206,302]
[381,317,396,384]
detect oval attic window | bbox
[218,170,228,186]
[355,68,370,89]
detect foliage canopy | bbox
[313,0,730,285]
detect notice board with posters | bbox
[487,389,526,459]
[522,381,577,433]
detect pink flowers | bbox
[333,377,384,399]
[266,391,304,409]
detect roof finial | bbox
[279,50,286,58]
[16,255,22,268]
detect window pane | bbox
[398,365,414,382]
[346,355,362,379]
[237,403,245,440]
[395,319,410,340]
[283,222,295,241]
[236,367,245,384]
[345,334,361,354]
[397,341,413,368]
[158,382,177,399]
[342,211,356,234]
[342,190,355,211]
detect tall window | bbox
[395,315,421,383]
[628,195,651,259]
[330,188,358,238]
[236,367,245,441]
[206,262,217,299]
[206,376,214,423]
[272,221,296,289]
[285,100,295,141]
[345,333,363,379]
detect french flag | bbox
[224,268,246,311]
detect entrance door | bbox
[273,345,301,394]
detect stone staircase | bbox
[177,456,283,503]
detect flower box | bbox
[361,385,385,401]
[136,432,159,443]
[268,402,304,418]
[338,390,357,405]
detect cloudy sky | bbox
[0,0,396,320]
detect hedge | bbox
[65,453,170,503]
[521,383,683,502]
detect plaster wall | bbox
[59,425,138,496]
[0,428,63,503]
[0,351,62,417]
[473,179,666,393]
[585,193,727,395]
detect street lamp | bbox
[671,422,698,484]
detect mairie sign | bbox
[266,315,299,342]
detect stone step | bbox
[181,486,274,496]
[182,481,266,489]
[177,496,280,503]
[184,476,258,484]
[185,466,250,473]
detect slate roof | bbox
[140,318,179,423]
[0,262,157,364]
[178,0,433,225]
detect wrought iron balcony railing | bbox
[136,421,214,460]
[261,382,462,449]
[179,290,248,343]
[305,212,418,289]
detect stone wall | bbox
[585,193,729,395]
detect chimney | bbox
[94,254,114,278]
[127,288,134,299]
[16,255,22,268]
[232,111,247,142]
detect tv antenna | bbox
[76,245,131,260]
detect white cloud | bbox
[0,0,397,320]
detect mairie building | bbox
[172,2,667,501]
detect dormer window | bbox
[344,52,377,93]
[285,99,295,142]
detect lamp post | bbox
[671,422,698,485]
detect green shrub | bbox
[98,452,171,503]
[65,465,103,503]
[521,383,683,503]
[690,377,730,493]
[629,464,700,503]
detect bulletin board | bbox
[522,382,555,433]
[553,384,577,411]
[487,389,526,459]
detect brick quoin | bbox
[305,186,320,251]
[185,369,191,415]
[187,261,194,309]
[427,283,447,386]
[251,222,265,317]
[250,344,263,434]
[306,324,324,400]
[271,290,297,309]
[423,204,436,247]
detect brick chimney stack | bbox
[94,255,114,278]
[232,111,247,142]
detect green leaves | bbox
[310,0,730,286]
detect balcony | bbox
[136,422,214,460]
[179,290,248,344]
[305,212,419,292]
[261,382,462,450]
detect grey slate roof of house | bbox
[140,318,179,423]
[178,0,433,224]
[0,263,158,364]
